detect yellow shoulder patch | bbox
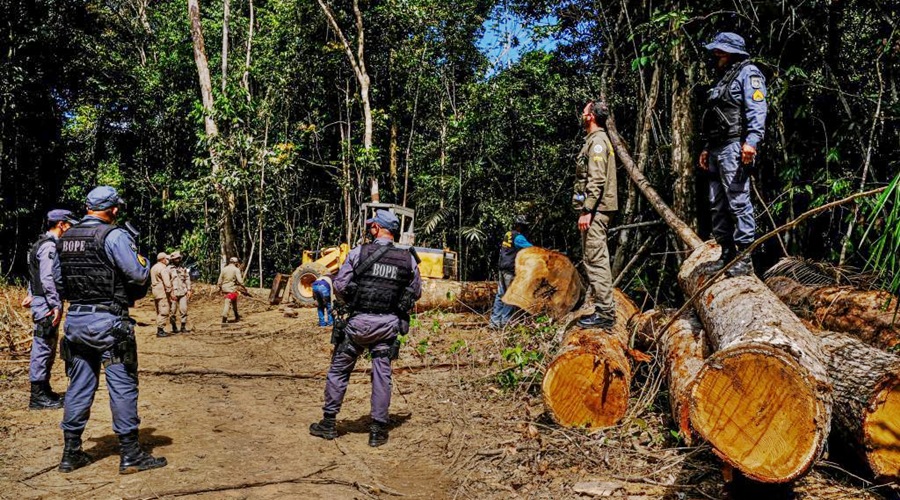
[137,254,147,267]
[752,89,765,102]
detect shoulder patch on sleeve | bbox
[137,254,147,267]
[593,144,604,154]
[752,89,765,102]
[750,76,762,89]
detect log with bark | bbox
[415,280,497,313]
[809,327,900,482]
[766,276,900,352]
[630,309,708,445]
[541,289,640,429]
[503,247,585,321]
[606,113,833,483]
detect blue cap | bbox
[366,209,400,230]
[85,186,124,210]
[47,209,78,224]
[704,32,750,57]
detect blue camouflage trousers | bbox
[708,141,755,246]
[29,318,58,382]
[323,340,393,423]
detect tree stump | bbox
[541,290,640,429]
[631,309,708,445]
[766,276,900,352]
[680,242,833,483]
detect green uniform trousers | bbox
[583,212,616,318]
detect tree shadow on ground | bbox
[339,413,412,435]
[85,427,172,461]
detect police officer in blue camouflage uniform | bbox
[309,210,421,447]
[23,209,78,410]
[56,186,167,474]
[698,32,768,277]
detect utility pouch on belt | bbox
[34,317,56,339]
[104,336,138,371]
[388,338,401,361]
[330,317,347,346]
[59,337,74,363]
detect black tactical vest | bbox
[498,230,521,272]
[58,222,130,307]
[27,234,54,297]
[351,243,414,314]
[701,60,751,146]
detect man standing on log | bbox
[309,209,421,447]
[57,186,166,474]
[489,215,533,329]
[150,252,174,337]
[698,32,768,277]
[574,101,618,329]
[22,209,78,410]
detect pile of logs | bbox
[511,117,900,487]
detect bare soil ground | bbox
[0,285,895,499]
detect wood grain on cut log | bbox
[679,242,833,483]
[630,310,708,445]
[542,290,639,429]
[415,280,497,313]
[811,328,900,481]
[503,247,585,320]
[766,276,900,352]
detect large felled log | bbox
[766,276,900,352]
[630,310,708,445]
[503,247,585,321]
[541,289,640,429]
[807,327,900,481]
[606,114,832,483]
[415,280,497,313]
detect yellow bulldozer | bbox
[272,203,458,305]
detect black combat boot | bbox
[43,381,64,404]
[726,244,754,278]
[29,381,63,410]
[309,415,337,440]
[180,322,188,333]
[170,319,179,334]
[58,431,93,473]
[156,327,168,338]
[368,420,389,447]
[118,430,167,474]
[222,316,228,324]
[710,240,736,272]
[577,310,615,329]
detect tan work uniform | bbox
[574,128,618,318]
[168,264,192,326]
[217,264,244,320]
[150,261,173,328]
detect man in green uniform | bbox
[573,101,618,329]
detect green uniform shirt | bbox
[574,128,618,213]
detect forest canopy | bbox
[1,0,897,305]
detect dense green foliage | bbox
[1,0,897,302]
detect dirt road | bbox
[0,289,892,499]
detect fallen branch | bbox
[608,219,664,234]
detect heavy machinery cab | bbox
[276,203,458,305]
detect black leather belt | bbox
[68,304,126,316]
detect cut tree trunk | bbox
[766,276,900,352]
[606,113,833,483]
[503,247,585,321]
[415,280,497,313]
[807,327,900,482]
[630,309,708,445]
[542,289,640,429]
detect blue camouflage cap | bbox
[85,186,124,210]
[704,32,750,57]
[46,209,78,224]
[366,209,400,230]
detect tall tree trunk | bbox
[670,34,696,227]
[220,0,229,92]
[389,119,398,193]
[187,0,238,262]
[606,111,833,483]
[612,63,659,276]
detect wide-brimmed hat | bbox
[704,32,750,57]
